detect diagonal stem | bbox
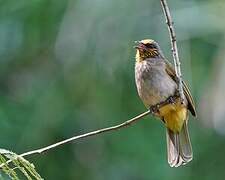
[160,0,185,103]
[0,94,178,169]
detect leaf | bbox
[0,149,43,180]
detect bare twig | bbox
[0,110,150,168]
[19,110,151,157]
[0,94,178,169]
[160,0,185,103]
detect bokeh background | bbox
[0,0,225,179]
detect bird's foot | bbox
[149,104,160,114]
[174,89,180,98]
[166,95,176,104]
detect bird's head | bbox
[134,39,163,62]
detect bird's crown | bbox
[140,39,155,44]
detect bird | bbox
[134,39,196,167]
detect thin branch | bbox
[0,94,178,169]
[160,0,185,103]
[20,110,151,157]
[0,110,150,168]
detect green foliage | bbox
[0,0,225,179]
[0,149,42,180]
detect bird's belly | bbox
[137,76,186,132]
[136,71,177,107]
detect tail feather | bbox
[166,122,192,167]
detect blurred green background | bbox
[1,0,225,179]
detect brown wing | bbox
[165,60,196,117]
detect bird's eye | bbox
[145,43,156,49]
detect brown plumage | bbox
[134,39,196,167]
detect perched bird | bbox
[134,39,196,167]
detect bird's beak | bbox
[133,41,146,50]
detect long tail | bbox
[166,122,193,167]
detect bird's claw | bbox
[174,89,180,98]
[150,104,160,114]
[166,95,176,104]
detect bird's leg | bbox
[165,89,180,105]
[149,92,179,115]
